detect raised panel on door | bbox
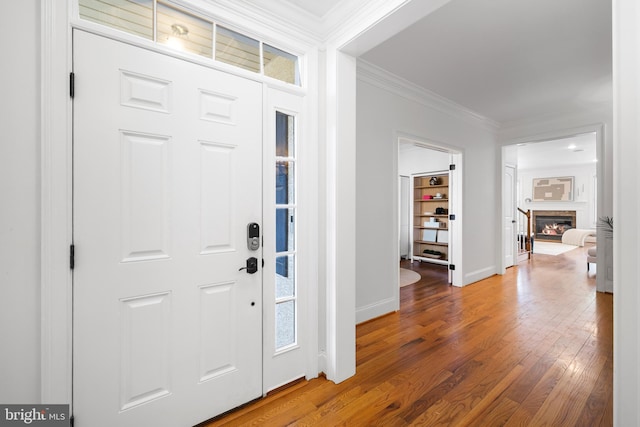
[119,292,172,411]
[73,30,262,427]
[120,131,172,262]
[199,141,236,254]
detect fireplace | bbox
[532,210,576,242]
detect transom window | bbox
[78,0,300,85]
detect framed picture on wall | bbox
[532,176,574,201]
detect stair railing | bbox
[517,208,532,258]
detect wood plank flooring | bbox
[202,244,612,426]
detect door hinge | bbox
[449,264,456,271]
[449,214,456,220]
[70,72,75,98]
[449,164,456,170]
[70,244,75,270]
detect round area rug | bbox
[400,268,421,287]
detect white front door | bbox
[73,30,263,426]
[504,164,517,268]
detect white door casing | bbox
[448,153,463,286]
[73,30,262,426]
[504,164,517,268]
[399,176,410,258]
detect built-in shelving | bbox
[412,173,450,265]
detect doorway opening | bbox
[502,130,603,289]
[397,136,462,290]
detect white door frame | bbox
[498,124,606,288]
[399,175,410,259]
[40,1,319,404]
[502,163,517,270]
[396,135,464,287]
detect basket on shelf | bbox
[422,249,443,259]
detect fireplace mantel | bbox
[532,210,577,242]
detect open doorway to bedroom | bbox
[398,137,462,290]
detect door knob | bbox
[239,257,258,274]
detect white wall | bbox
[0,0,41,403]
[613,0,640,423]
[518,164,598,229]
[355,70,499,323]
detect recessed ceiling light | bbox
[568,144,577,150]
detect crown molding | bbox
[498,102,613,139]
[357,59,501,131]
[322,0,404,44]
[324,0,412,49]
[222,0,412,47]
[227,0,325,42]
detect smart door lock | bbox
[247,223,260,250]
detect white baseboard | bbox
[317,351,327,376]
[463,265,497,286]
[356,297,397,324]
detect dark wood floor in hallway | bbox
[203,244,612,426]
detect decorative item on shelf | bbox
[423,211,433,215]
[422,249,443,259]
[422,229,437,242]
[424,218,439,228]
[422,194,433,200]
[429,176,440,186]
[434,192,445,199]
[435,207,446,215]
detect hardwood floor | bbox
[202,244,612,426]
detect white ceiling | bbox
[517,133,597,170]
[359,0,612,124]
[267,0,612,125]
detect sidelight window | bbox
[275,112,297,350]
